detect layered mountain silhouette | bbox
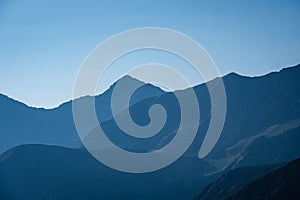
[0,64,300,199]
[0,76,164,154]
[1,65,299,156]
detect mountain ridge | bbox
[1,64,300,200]
[2,64,299,110]
[0,63,300,159]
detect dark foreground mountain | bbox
[229,158,300,200]
[0,144,214,200]
[194,157,300,200]
[193,162,285,200]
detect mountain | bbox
[206,120,300,172]
[193,162,285,200]
[0,64,300,199]
[79,64,300,159]
[229,158,300,200]
[0,144,214,200]
[0,76,164,154]
[194,157,300,200]
[201,65,300,170]
[1,64,300,157]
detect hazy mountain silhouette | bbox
[0,76,164,154]
[94,64,300,167]
[0,64,300,199]
[1,65,299,157]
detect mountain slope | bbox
[0,64,300,168]
[229,158,300,200]
[0,144,214,200]
[0,76,164,154]
[207,120,300,172]
[82,64,300,160]
[193,162,285,200]
[201,64,300,170]
[0,64,300,199]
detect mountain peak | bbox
[118,75,146,84]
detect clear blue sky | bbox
[0,0,299,108]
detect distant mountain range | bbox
[0,75,164,154]
[0,64,300,199]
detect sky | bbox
[0,0,299,108]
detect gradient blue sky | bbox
[0,0,299,108]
